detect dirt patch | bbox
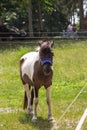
[51,120,59,130]
[0,107,22,113]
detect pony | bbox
[20,40,54,121]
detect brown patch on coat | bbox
[33,60,53,89]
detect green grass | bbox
[0,40,87,130]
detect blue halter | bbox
[41,58,52,65]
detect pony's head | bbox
[38,40,54,76]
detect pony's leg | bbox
[46,87,53,121]
[32,87,38,121]
[24,84,32,114]
[30,88,34,113]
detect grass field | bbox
[0,40,87,130]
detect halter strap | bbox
[41,58,52,65]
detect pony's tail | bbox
[23,91,27,109]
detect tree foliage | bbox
[0,0,84,35]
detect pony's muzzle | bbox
[43,63,52,76]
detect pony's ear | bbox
[38,40,43,46]
[50,41,54,48]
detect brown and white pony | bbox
[20,40,54,121]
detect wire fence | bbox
[52,82,87,130]
[0,31,87,42]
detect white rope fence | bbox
[75,108,87,130]
[52,82,87,130]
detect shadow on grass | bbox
[19,113,53,130]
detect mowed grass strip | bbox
[0,40,87,130]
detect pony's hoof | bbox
[48,117,54,122]
[32,116,37,122]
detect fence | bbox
[0,31,87,41]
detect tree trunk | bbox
[38,0,43,36]
[0,17,3,25]
[79,0,84,30]
[28,0,33,37]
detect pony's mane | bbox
[35,46,40,51]
[35,40,50,52]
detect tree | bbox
[32,0,69,33]
[28,0,33,37]
[79,0,84,30]
[1,0,85,36]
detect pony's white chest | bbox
[21,52,39,81]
